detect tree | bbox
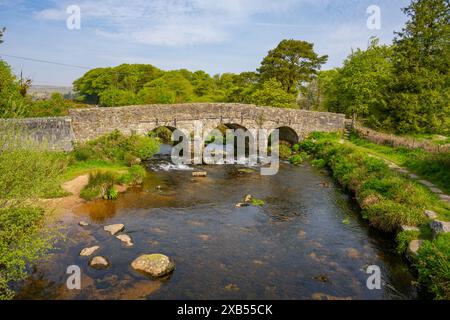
[388,0,450,133]
[258,39,328,94]
[322,39,394,124]
[250,78,296,108]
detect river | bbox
[15,146,417,300]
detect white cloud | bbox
[35,0,305,46]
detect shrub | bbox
[416,234,450,300]
[80,171,117,201]
[289,154,304,166]
[278,144,292,160]
[73,130,160,163]
[119,165,147,185]
[311,158,326,168]
[292,144,301,153]
[363,200,425,232]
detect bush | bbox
[80,171,117,201]
[118,165,147,185]
[278,144,292,160]
[289,154,304,166]
[311,158,326,168]
[416,233,450,300]
[0,138,65,299]
[73,130,160,163]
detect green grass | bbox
[302,132,450,300]
[349,133,450,195]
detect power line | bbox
[0,53,92,70]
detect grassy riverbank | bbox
[349,134,450,194]
[300,132,450,299]
[0,130,160,299]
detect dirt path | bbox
[42,175,89,213]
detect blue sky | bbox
[0,0,410,86]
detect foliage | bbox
[350,134,450,194]
[322,39,394,121]
[118,165,147,185]
[289,154,304,166]
[250,198,265,206]
[0,132,65,299]
[73,130,160,163]
[249,79,296,108]
[80,171,118,201]
[278,143,293,160]
[416,233,450,299]
[258,39,328,94]
[304,132,450,299]
[387,0,450,134]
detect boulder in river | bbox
[116,234,134,247]
[80,246,100,257]
[131,254,175,277]
[89,256,109,269]
[104,224,125,236]
[244,194,252,203]
[235,203,250,208]
[192,171,207,177]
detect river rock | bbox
[407,240,423,258]
[235,203,250,208]
[104,224,125,235]
[429,220,450,237]
[131,254,175,277]
[192,171,207,177]
[89,256,109,269]
[424,210,438,219]
[244,194,252,203]
[80,245,100,257]
[79,221,89,227]
[400,225,420,232]
[116,234,134,247]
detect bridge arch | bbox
[269,126,299,146]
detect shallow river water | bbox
[16,150,418,300]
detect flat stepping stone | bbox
[116,234,134,247]
[417,180,436,188]
[80,246,100,257]
[429,187,444,194]
[408,173,419,179]
[400,225,420,232]
[424,210,438,219]
[104,224,125,235]
[79,221,89,227]
[438,194,450,202]
[89,256,109,269]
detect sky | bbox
[0,0,411,86]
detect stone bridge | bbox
[1,103,346,151]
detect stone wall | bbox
[0,117,74,151]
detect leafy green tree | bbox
[99,88,139,107]
[323,39,394,123]
[250,78,296,108]
[0,61,29,118]
[258,39,328,94]
[388,0,450,134]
